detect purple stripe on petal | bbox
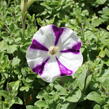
[72,42,81,50]
[52,25,64,45]
[32,57,50,75]
[30,40,48,51]
[56,57,73,76]
[61,49,80,54]
[61,42,81,54]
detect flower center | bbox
[48,46,59,56]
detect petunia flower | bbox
[26,25,83,82]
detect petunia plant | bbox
[26,25,83,82]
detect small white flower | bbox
[26,25,83,82]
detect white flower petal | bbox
[41,57,60,82]
[26,48,48,69]
[57,28,81,51]
[57,52,83,73]
[33,25,55,49]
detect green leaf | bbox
[61,103,70,109]
[103,103,109,109]
[0,90,8,97]
[26,105,34,109]
[34,100,47,108]
[26,105,39,109]
[99,50,105,58]
[85,91,105,104]
[93,104,101,109]
[85,75,92,89]
[7,45,17,54]
[0,41,8,52]
[26,105,33,109]
[12,57,20,66]
[54,84,67,95]
[66,89,81,102]
[20,86,29,92]
[77,69,87,90]
[105,48,109,57]
[8,80,20,92]
[14,97,23,104]
[96,0,106,5]
[102,78,109,91]
[91,17,103,27]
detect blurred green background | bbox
[0,0,109,109]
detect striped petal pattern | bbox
[26,24,83,82]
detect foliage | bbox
[0,0,109,109]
